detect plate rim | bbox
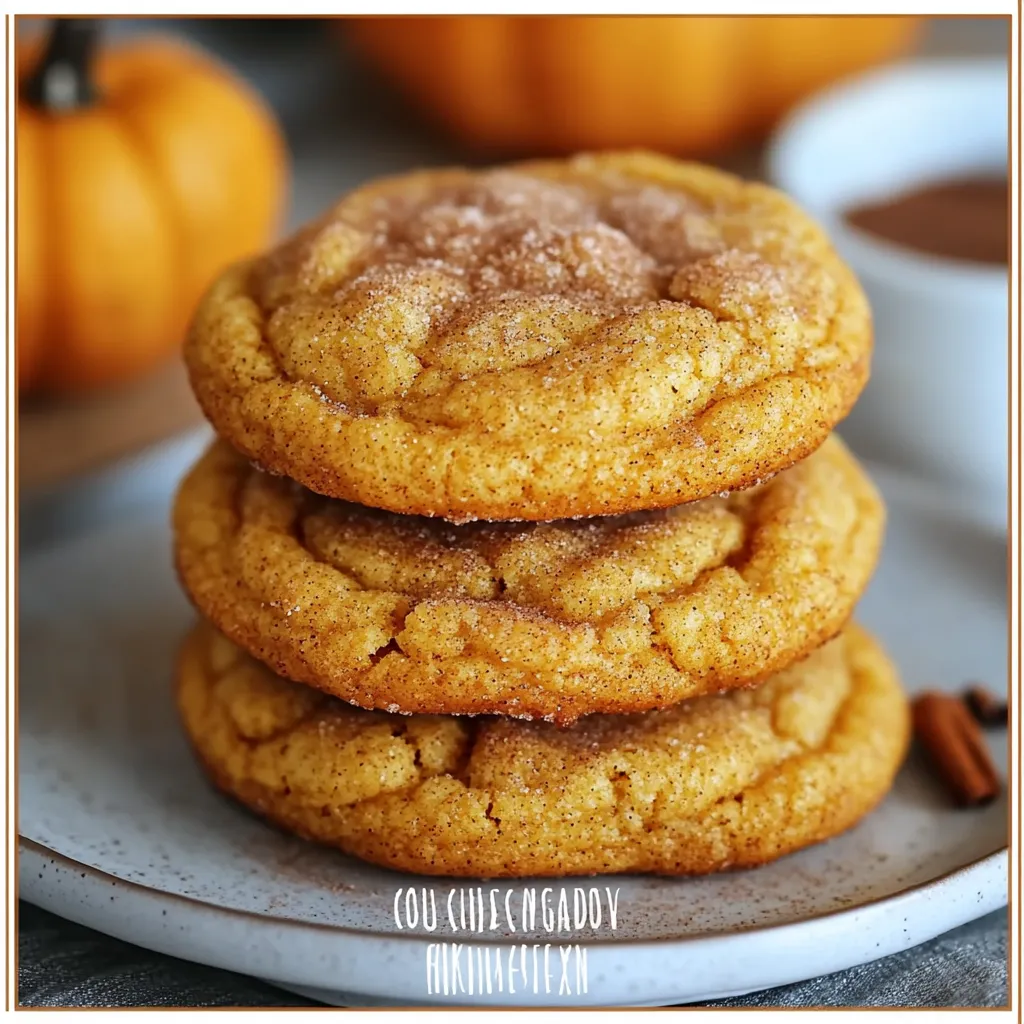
[20,835,1008,947]
[19,838,1008,1006]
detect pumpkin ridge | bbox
[346,15,920,156]
[107,101,186,333]
[16,108,53,386]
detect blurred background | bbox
[16,16,1010,507]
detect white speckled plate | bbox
[18,431,1008,1007]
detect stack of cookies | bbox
[174,152,909,879]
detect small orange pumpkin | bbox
[347,15,919,157]
[17,19,288,394]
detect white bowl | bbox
[768,59,1008,505]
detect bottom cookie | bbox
[177,622,909,879]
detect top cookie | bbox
[185,152,871,522]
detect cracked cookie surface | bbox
[177,622,908,878]
[174,434,882,723]
[184,152,871,522]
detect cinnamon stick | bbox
[963,685,1008,728]
[911,691,1001,808]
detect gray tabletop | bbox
[18,17,1010,1009]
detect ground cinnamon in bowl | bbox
[844,175,1008,266]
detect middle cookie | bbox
[174,435,882,723]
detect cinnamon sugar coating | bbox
[184,152,872,521]
[173,435,883,723]
[177,622,909,878]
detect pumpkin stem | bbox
[23,18,100,111]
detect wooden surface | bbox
[18,359,204,494]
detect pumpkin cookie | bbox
[174,434,883,723]
[177,622,909,878]
[184,151,871,522]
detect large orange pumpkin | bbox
[347,16,919,156]
[17,19,288,394]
